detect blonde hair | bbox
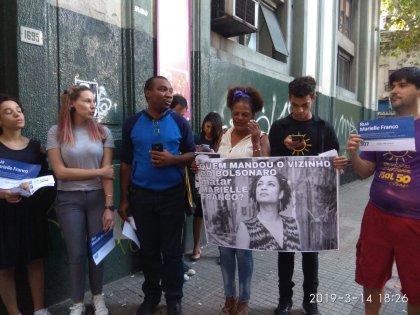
[57,85,105,145]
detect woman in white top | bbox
[217,86,270,315]
[47,85,115,315]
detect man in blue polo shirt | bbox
[119,76,195,315]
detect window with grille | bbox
[337,49,352,90]
[338,0,352,38]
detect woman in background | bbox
[190,112,223,261]
[47,85,114,315]
[170,94,188,116]
[236,173,300,251]
[0,94,52,315]
[196,112,223,151]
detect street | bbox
[48,178,407,315]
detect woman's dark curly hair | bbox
[226,86,264,115]
[0,94,24,135]
[249,173,291,213]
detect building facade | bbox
[377,31,420,117]
[0,0,380,307]
[195,0,379,156]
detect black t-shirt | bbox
[0,139,51,267]
[0,139,49,207]
[269,114,339,157]
[0,139,48,171]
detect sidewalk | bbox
[48,178,407,315]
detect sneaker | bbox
[69,303,85,315]
[183,262,196,277]
[274,300,292,315]
[136,300,160,315]
[184,273,190,281]
[302,301,321,315]
[34,309,51,315]
[93,294,109,315]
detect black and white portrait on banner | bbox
[196,156,338,252]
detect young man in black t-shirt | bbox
[269,76,346,315]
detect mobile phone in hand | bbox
[291,134,304,142]
[151,143,163,152]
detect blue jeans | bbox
[55,190,105,302]
[219,247,253,302]
[130,183,185,303]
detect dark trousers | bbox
[277,252,319,304]
[130,183,185,303]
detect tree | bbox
[381,0,420,56]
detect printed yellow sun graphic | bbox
[292,133,312,156]
[383,151,413,163]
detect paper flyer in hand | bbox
[90,230,115,265]
[0,158,41,189]
[358,116,415,151]
[9,175,55,197]
[122,216,140,248]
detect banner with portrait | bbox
[196,156,339,252]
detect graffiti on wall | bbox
[333,114,358,154]
[75,77,118,123]
[334,114,358,140]
[96,85,118,122]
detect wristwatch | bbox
[104,204,116,211]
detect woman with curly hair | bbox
[236,173,301,251]
[216,86,270,315]
[0,94,53,315]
